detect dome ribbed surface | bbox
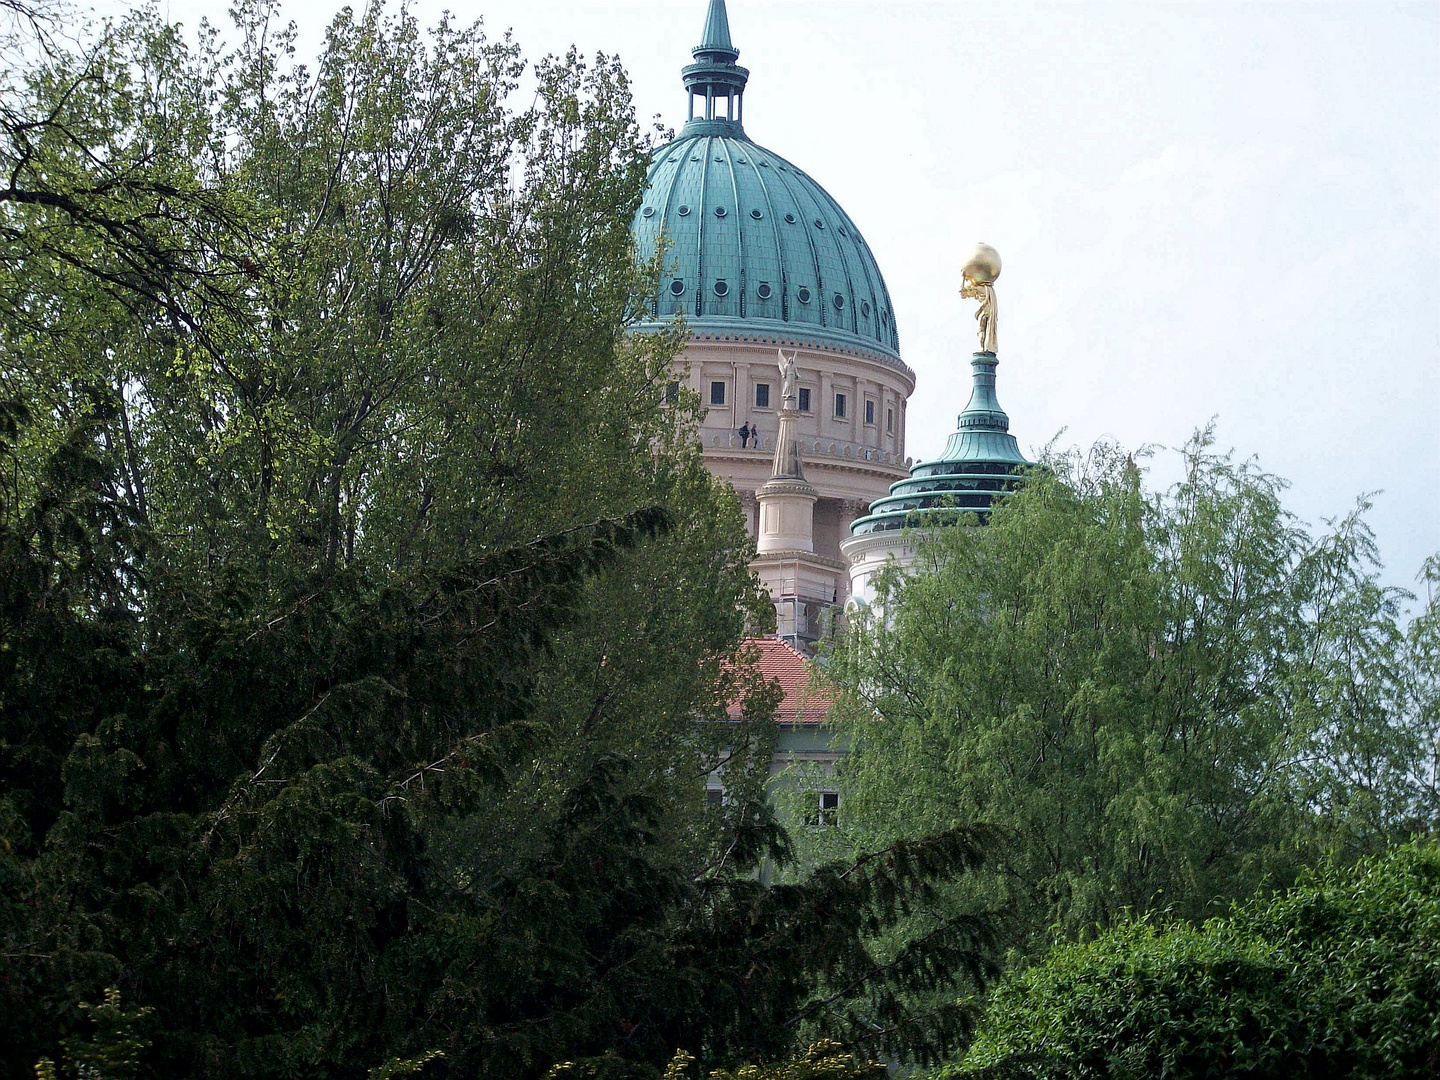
[632,124,902,362]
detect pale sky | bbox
[146,0,1440,593]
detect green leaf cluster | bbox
[952,838,1440,1079]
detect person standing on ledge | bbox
[738,421,752,447]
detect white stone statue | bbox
[960,243,1001,354]
[778,349,799,406]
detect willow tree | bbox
[827,433,1438,950]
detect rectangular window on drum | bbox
[710,381,726,406]
[755,383,770,409]
[834,393,847,419]
[798,388,812,413]
[887,407,894,433]
[665,381,679,405]
[865,399,875,425]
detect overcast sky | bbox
[146,0,1439,594]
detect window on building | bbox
[808,791,840,827]
[706,788,725,809]
[864,399,875,425]
[887,407,894,433]
[665,381,679,405]
[755,382,771,409]
[798,388,812,413]
[710,381,726,406]
[834,392,847,419]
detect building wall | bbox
[676,334,914,605]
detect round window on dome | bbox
[833,294,845,311]
[670,279,686,296]
[784,213,796,224]
[750,208,763,220]
[756,282,773,300]
[714,206,727,218]
[714,156,724,162]
[839,228,849,238]
[713,280,729,297]
[641,206,655,218]
[862,301,871,317]
[677,205,690,216]
[814,219,826,230]
[797,287,812,304]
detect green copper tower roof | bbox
[631,1,905,367]
[849,352,1033,535]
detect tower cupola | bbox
[683,0,750,129]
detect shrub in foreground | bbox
[953,839,1440,1079]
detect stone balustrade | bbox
[710,431,910,468]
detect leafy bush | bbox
[952,839,1440,1078]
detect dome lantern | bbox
[684,0,750,128]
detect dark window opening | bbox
[834,393,847,419]
[755,383,771,409]
[886,407,894,433]
[706,788,724,809]
[865,399,875,425]
[809,791,839,827]
[665,381,679,405]
[798,388,811,413]
[710,381,727,406]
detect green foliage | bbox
[34,987,153,1080]
[827,434,1439,949]
[546,1042,887,1080]
[0,4,1005,1077]
[952,839,1440,1079]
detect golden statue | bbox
[960,243,1001,354]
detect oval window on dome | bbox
[670,279,686,296]
[677,205,690,216]
[750,208,763,220]
[813,219,826,230]
[838,227,848,238]
[758,160,770,167]
[797,287,812,304]
[783,213,796,224]
[690,155,700,161]
[861,301,871,317]
[714,206,727,218]
[756,282,773,300]
[714,156,724,162]
[713,280,729,297]
[641,206,655,218]
[833,294,845,311]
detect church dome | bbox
[631,1,902,363]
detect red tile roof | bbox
[729,636,837,725]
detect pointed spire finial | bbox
[696,0,738,59]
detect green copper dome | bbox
[849,353,1033,534]
[632,0,902,363]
